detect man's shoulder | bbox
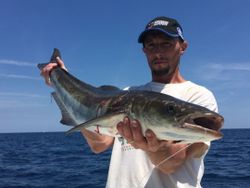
[183,81,218,112]
[184,81,215,99]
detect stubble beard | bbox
[152,67,171,77]
[151,62,178,78]
[149,57,180,79]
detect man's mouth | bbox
[152,60,167,65]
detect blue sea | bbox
[0,129,249,188]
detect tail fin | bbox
[37,48,61,70]
[50,48,61,62]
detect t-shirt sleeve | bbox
[186,86,218,113]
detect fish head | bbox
[140,95,224,142]
[168,100,223,130]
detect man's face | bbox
[143,32,187,77]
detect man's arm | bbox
[117,117,208,174]
[81,129,114,153]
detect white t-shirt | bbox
[105,81,218,188]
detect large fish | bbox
[38,48,223,143]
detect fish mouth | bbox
[183,113,224,139]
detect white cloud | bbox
[209,63,250,71]
[0,92,49,109]
[0,92,47,98]
[190,62,250,82]
[0,59,36,67]
[0,100,47,108]
[0,73,41,80]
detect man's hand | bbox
[116,116,168,152]
[116,116,191,174]
[40,56,67,86]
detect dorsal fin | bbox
[98,85,120,91]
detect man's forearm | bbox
[81,129,114,153]
[146,143,188,174]
[147,142,209,174]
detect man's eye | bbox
[162,42,171,48]
[145,43,155,49]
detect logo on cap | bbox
[176,27,184,40]
[148,20,169,29]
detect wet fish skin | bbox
[38,48,224,143]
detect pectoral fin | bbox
[66,112,127,137]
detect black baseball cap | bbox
[138,16,184,43]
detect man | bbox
[41,16,218,188]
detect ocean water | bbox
[0,129,249,188]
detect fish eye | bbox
[167,103,176,114]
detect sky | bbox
[0,0,250,133]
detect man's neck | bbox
[152,70,186,84]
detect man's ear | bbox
[180,41,188,55]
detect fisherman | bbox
[41,16,219,188]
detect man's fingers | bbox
[117,121,124,136]
[116,118,132,137]
[131,120,145,143]
[56,57,67,71]
[145,129,160,152]
[122,117,133,141]
[116,117,161,151]
[116,117,134,144]
[40,63,57,86]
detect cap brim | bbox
[138,28,181,43]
